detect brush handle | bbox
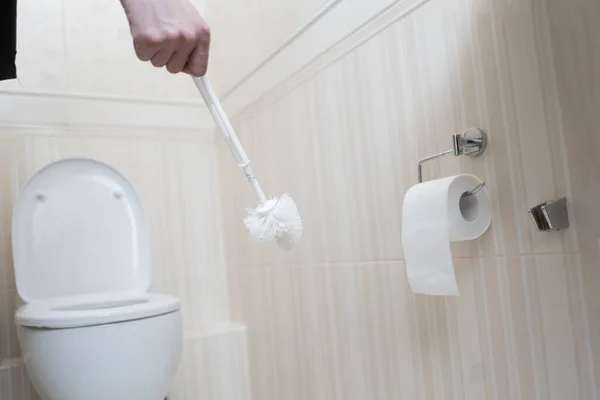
[192,76,268,205]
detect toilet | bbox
[11,157,183,400]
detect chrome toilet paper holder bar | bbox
[417,128,488,196]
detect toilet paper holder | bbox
[417,128,488,196]
[527,197,570,231]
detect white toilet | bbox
[11,157,183,400]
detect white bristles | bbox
[243,193,303,250]
[192,77,302,249]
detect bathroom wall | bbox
[204,0,330,95]
[0,0,251,399]
[218,0,600,398]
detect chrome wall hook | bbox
[453,127,488,157]
[417,128,488,196]
[528,197,569,231]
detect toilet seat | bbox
[12,158,181,330]
[12,157,152,302]
[16,292,180,329]
[12,158,184,400]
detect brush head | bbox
[243,193,303,250]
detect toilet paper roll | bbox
[401,174,492,296]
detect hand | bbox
[120,0,210,76]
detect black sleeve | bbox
[0,0,17,81]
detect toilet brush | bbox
[192,76,303,250]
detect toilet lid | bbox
[12,158,151,303]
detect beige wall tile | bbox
[0,363,40,400]
[532,254,582,398]
[221,0,585,265]
[0,136,22,292]
[0,291,19,362]
[578,251,600,395]
[291,265,340,399]
[447,258,486,399]
[170,326,252,400]
[545,0,600,253]
[204,0,329,94]
[183,268,231,331]
[228,258,600,399]
[219,0,600,398]
[227,265,278,400]
[0,367,8,400]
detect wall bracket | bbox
[417,128,488,196]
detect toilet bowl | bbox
[11,157,183,400]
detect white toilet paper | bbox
[401,174,492,296]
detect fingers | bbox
[166,32,196,74]
[131,21,210,76]
[133,32,162,62]
[182,41,210,76]
[122,0,211,75]
[134,30,180,68]
[152,47,176,68]
[181,23,210,76]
